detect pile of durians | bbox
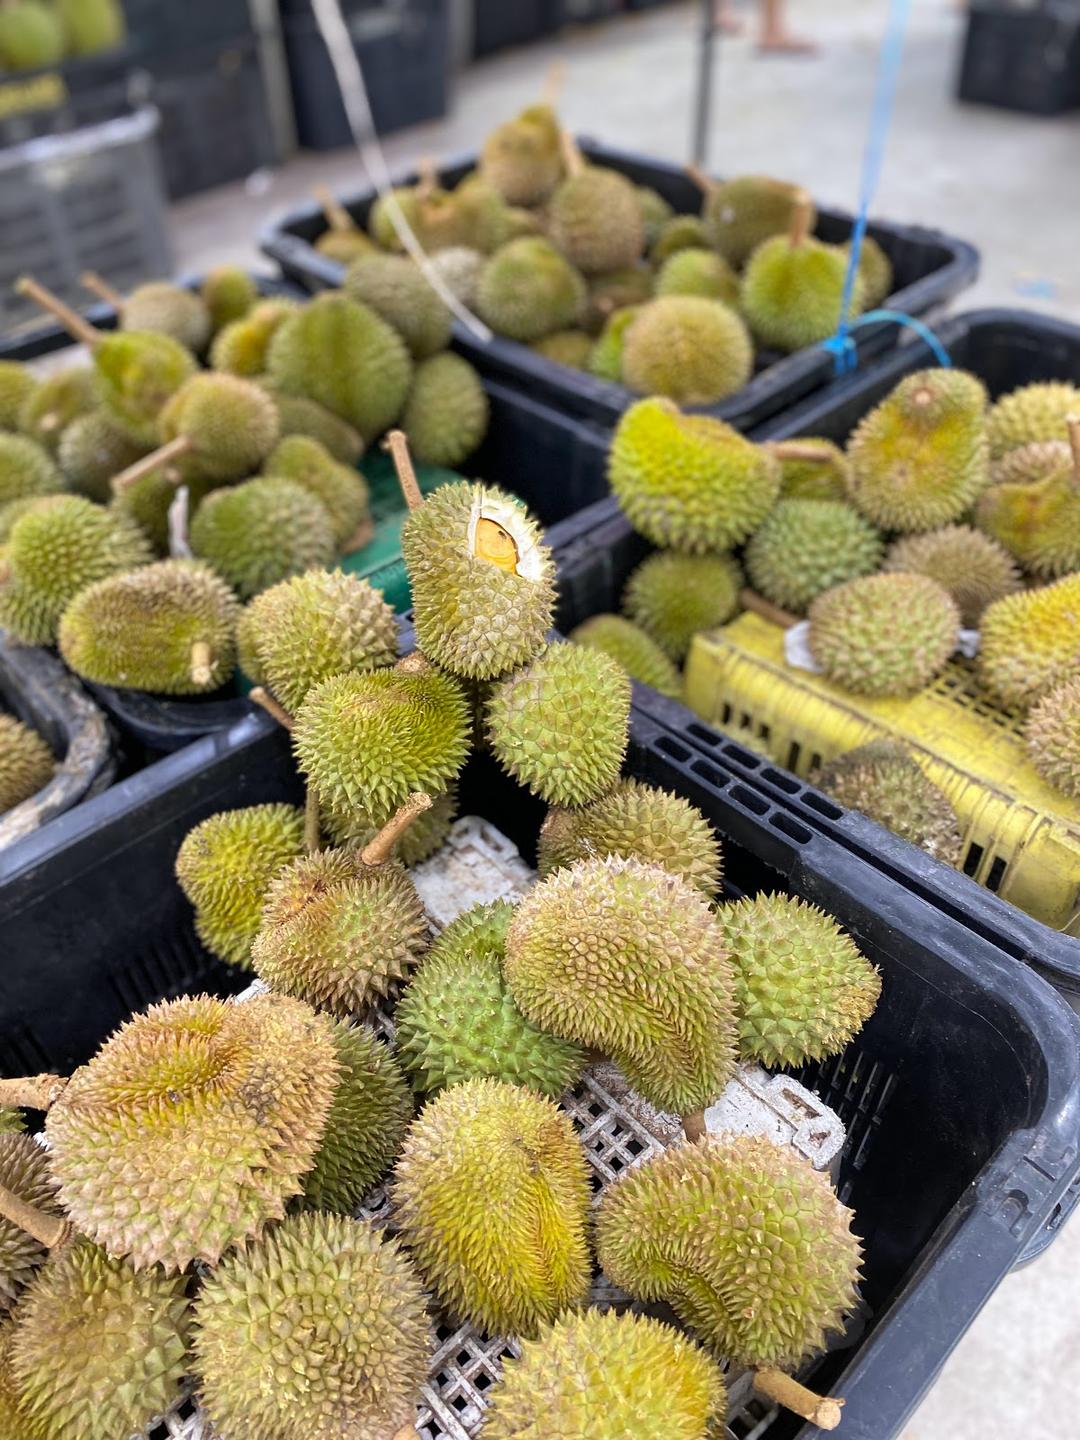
[0,466,884,1440]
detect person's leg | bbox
[758,0,818,53]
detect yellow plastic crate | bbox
[685,611,1080,935]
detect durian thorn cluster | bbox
[383,428,425,512]
[0,1179,72,1251]
[79,270,124,308]
[0,1074,68,1112]
[313,184,356,234]
[110,435,191,495]
[15,276,101,350]
[361,792,434,868]
[754,1367,844,1431]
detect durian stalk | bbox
[416,155,439,198]
[79,270,125,308]
[314,185,357,234]
[344,514,375,554]
[360,792,433,867]
[767,440,839,465]
[682,1110,707,1143]
[685,163,715,197]
[788,194,814,248]
[1068,416,1080,485]
[36,411,63,435]
[249,686,295,731]
[190,641,214,687]
[543,59,565,108]
[753,1368,843,1430]
[110,436,193,495]
[0,1181,72,1250]
[0,1074,67,1110]
[304,787,321,855]
[15,276,101,349]
[395,652,433,677]
[383,429,425,511]
[740,587,799,630]
[559,129,584,178]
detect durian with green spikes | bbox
[622,550,742,662]
[258,382,365,465]
[17,365,97,453]
[0,1133,60,1316]
[650,213,708,265]
[201,265,258,332]
[813,741,964,865]
[883,525,1021,626]
[93,276,212,354]
[322,784,458,865]
[987,381,1080,459]
[746,498,884,614]
[569,613,682,698]
[547,138,645,276]
[189,476,337,600]
[621,295,754,406]
[0,714,54,815]
[0,433,64,507]
[700,172,814,268]
[0,360,37,430]
[57,409,148,502]
[978,574,1080,711]
[655,246,740,305]
[401,352,490,468]
[477,237,587,343]
[262,435,370,549]
[975,418,1080,578]
[1026,676,1080,799]
[210,297,297,376]
[343,253,452,360]
[480,102,564,206]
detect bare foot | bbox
[758,31,819,54]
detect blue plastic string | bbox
[823,308,952,372]
[824,0,913,376]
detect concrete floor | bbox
[168,3,1080,1436]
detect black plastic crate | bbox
[1,693,1077,1437]
[120,0,258,60]
[957,1,1080,114]
[472,0,558,55]
[283,2,451,152]
[0,43,135,150]
[548,308,1080,1003]
[259,138,980,433]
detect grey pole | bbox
[692,0,717,165]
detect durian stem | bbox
[753,1369,843,1430]
[767,440,834,464]
[361,793,433,867]
[395,653,432,677]
[383,430,424,511]
[110,436,193,496]
[304,787,322,855]
[559,129,584,177]
[0,1183,73,1250]
[313,185,356,234]
[788,193,814,248]
[15,276,100,348]
[1068,416,1080,481]
[79,270,125,308]
[249,686,295,731]
[190,641,213,688]
[416,155,439,196]
[740,587,800,630]
[542,59,565,108]
[37,411,62,435]
[682,1110,708,1143]
[685,163,714,196]
[343,514,375,555]
[0,1074,67,1110]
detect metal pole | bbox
[692,0,717,166]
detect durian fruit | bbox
[538,778,722,898]
[301,1022,413,1213]
[0,1134,59,1315]
[482,1309,726,1440]
[978,575,1080,711]
[0,714,53,815]
[609,398,781,552]
[109,465,218,556]
[531,329,594,370]
[701,173,814,269]
[584,266,654,335]
[392,1077,591,1336]
[116,281,212,354]
[0,496,152,646]
[260,383,365,465]
[175,802,306,967]
[293,661,470,829]
[344,254,452,360]
[991,437,1070,489]
[402,480,555,681]
[401,352,490,468]
[477,237,587,343]
[121,371,281,485]
[252,826,430,1018]
[189,476,337,600]
[1026,677,1080,799]
[0,494,58,545]
[621,295,754,405]
[987,381,1080,459]
[623,550,742,662]
[369,176,474,254]
[486,644,630,807]
[548,155,645,276]
[975,432,1080,579]
[17,366,97,453]
[58,559,239,695]
[0,1322,31,1437]
[0,361,37,430]
[595,1133,861,1369]
[201,265,258,332]
[0,433,63,507]
[884,525,1021,625]
[569,613,682,698]
[0,1110,23,1136]
[45,991,340,1271]
[451,173,519,254]
[813,741,964,865]
[656,247,739,306]
[323,784,457,863]
[240,568,397,714]
[263,435,369,548]
[56,0,125,56]
[314,190,378,264]
[10,1239,190,1440]
[505,857,737,1118]
[637,184,674,247]
[845,233,894,309]
[746,498,884,614]
[89,328,199,447]
[721,893,880,1066]
[808,572,960,698]
[480,103,564,206]
[267,292,413,442]
[650,213,708,264]
[394,901,587,1098]
[773,436,852,501]
[429,245,486,307]
[194,1211,431,1440]
[56,409,148,501]
[588,304,642,383]
[845,369,990,531]
[210,297,296,376]
[740,198,858,353]
[0,1,64,69]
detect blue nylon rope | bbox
[826,307,953,370]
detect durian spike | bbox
[0,1181,73,1251]
[767,440,838,464]
[249,686,295,731]
[788,193,814,248]
[190,641,214,687]
[79,270,125,308]
[559,129,584,177]
[15,276,101,348]
[416,155,439,197]
[383,429,424,511]
[0,1074,67,1110]
[360,792,433,868]
[682,1110,707,1143]
[753,1368,843,1431]
[314,184,356,234]
[740,587,800,630]
[304,787,321,855]
[1068,416,1080,482]
[110,436,193,495]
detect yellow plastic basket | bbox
[684,611,1080,935]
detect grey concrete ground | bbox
[169,3,1080,1436]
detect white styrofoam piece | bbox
[411,815,536,930]
[706,1064,846,1175]
[785,619,980,673]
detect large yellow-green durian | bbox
[987,381,1080,459]
[0,715,54,815]
[808,572,959,698]
[975,439,1080,579]
[977,575,1080,711]
[118,282,212,354]
[189,476,337,600]
[548,163,645,275]
[621,295,753,405]
[343,253,452,360]
[622,550,742,662]
[263,435,369,548]
[702,174,813,268]
[480,103,564,206]
[1026,677,1080,799]
[812,741,965,865]
[740,200,861,353]
[746,498,884,614]
[401,352,490,468]
[156,371,280,482]
[57,409,148,502]
[883,525,1021,625]
[477,237,587,343]
[569,612,682,698]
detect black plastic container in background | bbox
[259,138,981,432]
[957,0,1080,114]
[120,0,257,60]
[471,0,559,55]
[0,43,135,150]
[1,694,1078,1437]
[548,309,1080,1004]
